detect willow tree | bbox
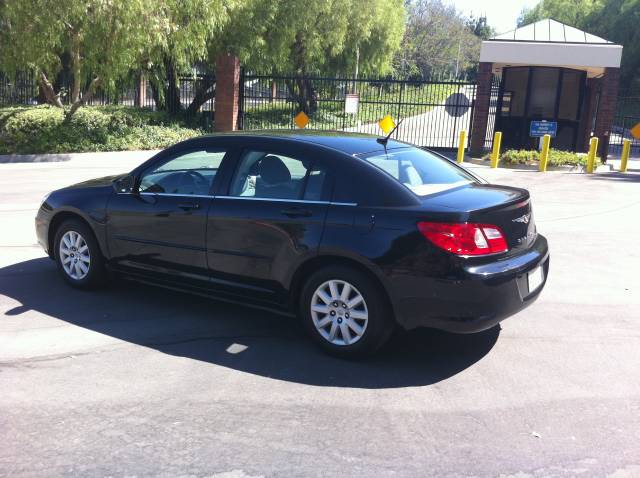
[0,0,167,118]
[213,0,406,114]
[141,0,233,115]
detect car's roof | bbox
[199,130,410,156]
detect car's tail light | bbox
[417,222,508,256]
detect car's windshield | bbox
[360,148,475,196]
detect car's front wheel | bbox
[300,265,394,358]
[54,219,106,289]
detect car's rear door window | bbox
[360,148,475,196]
[229,150,326,201]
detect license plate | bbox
[528,266,544,293]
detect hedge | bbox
[0,105,204,154]
[482,148,600,167]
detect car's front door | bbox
[107,147,228,284]
[206,146,331,302]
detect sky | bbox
[443,0,541,35]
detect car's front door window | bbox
[139,149,226,196]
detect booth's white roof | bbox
[493,19,613,44]
[480,19,622,76]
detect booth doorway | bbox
[496,66,586,151]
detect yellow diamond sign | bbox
[631,122,640,140]
[378,115,395,134]
[294,111,309,129]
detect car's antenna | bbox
[376,118,404,149]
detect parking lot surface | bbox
[1,154,639,477]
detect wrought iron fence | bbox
[482,75,501,151]
[0,70,215,119]
[239,72,477,149]
[610,88,640,158]
[0,71,38,106]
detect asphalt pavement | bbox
[1,153,639,477]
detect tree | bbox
[398,0,482,79]
[212,0,405,114]
[141,0,232,115]
[518,0,604,27]
[585,0,640,88]
[0,0,163,119]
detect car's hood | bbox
[63,174,127,190]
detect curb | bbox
[463,158,614,173]
[0,149,160,165]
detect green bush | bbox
[0,105,204,154]
[482,148,600,167]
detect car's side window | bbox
[139,149,226,196]
[229,150,326,201]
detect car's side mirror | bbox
[113,175,136,194]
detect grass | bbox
[0,105,204,154]
[243,83,459,130]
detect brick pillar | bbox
[135,74,146,107]
[593,67,620,161]
[470,62,492,155]
[214,53,240,132]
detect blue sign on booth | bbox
[530,120,558,137]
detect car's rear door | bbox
[205,143,331,302]
[107,146,228,285]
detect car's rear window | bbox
[360,148,475,196]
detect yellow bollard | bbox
[457,130,466,163]
[539,134,551,172]
[490,131,502,168]
[620,139,631,173]
[586,137,598,174]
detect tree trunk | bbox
[38,72,64,108]
[185,76,215,118]
[70,33,81,104]
[149,78,165,110]
[165,57,182,114]
[65,77,101,121]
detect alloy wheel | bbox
[310,279,369,346]
[59,230,91,280]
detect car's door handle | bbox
[280,207,312,218]
[178,202,200,210]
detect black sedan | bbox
[36,131,549,357]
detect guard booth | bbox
[471,19,623,155]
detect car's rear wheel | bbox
[300,265,394,358]
[54,219,106,289]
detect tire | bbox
[53,218,107,289]
[300,265,395,358]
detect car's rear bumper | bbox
[392,234,549,333]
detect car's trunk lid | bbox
[426,183,536,253]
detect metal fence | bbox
[610,88,640,158]
[0,71,38,106]
[239,72,477,149]
[0,70,215,118]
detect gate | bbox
[609,115,640,158]
[239,72,477,149]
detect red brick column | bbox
[214,53,240,132]
[470,62,492,155]
[593,67,620,161]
